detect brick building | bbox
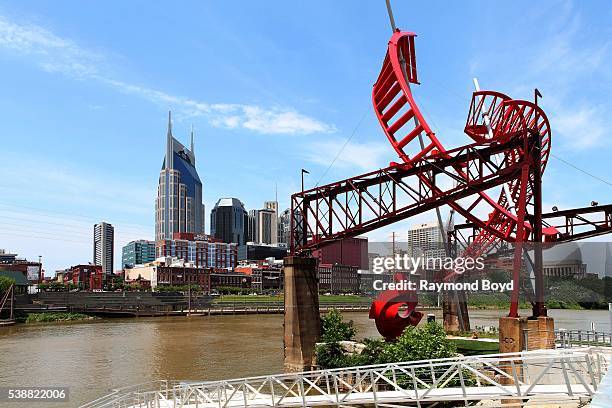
[156,266,211,289]
[312,237,368,270]
[70,264,104,291]
[251,268,284,293]
[0,249,42,284]
[210,272,252,290]
[125,263,211,292]
[156,233,237,271]
[317,264,360,294]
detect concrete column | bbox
[283,256,320,373]
[499,316,555,352]
[499,316,527,353]
[442,290,470,333]
[498,315,554,405]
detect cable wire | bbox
[314,105,370,187]
[550,153,612,188]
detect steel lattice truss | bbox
[291,133,537,251]
[449,204,612,251]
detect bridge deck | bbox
[151,384,590,407]
[81,347,611,408]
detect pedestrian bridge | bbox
[82,347,611,408]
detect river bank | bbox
[23,312,97,323]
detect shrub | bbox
[0,276,16,293]
[317,311,458,371]
[359,322,456,365]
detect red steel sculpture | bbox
[290,30,610,339]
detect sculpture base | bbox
[499,316,555,353]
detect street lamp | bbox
[38,255,43,287]
[301,169,309,192]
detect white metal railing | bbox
[556,330,612,348]
[81,347,611,408]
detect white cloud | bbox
[303,138,389,172]
[0,15,103,78]
[0,14,335,135]
[241,106,335,135]
[470,1,610,152]
[552,105,605,150]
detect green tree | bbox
[0,276,15,293]
[320,308,357,343]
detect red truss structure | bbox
[290,30,608,339]
[450,204,612,249]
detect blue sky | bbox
[0,0,611,275]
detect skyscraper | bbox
[407,222,446,259]
[93,222,114,276]
[263,201,278,244]
[278,208,291,246]
[246,201,279,245]
[155,112,205,242]
[210,198,248,245]
[247,209,258,243]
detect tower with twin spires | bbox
[155,111,205,242]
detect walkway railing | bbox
[556,330,612,348]
[81,347,610,408]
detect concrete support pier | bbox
[283,256,320,373]
[498,316,555,405]
[442,290,470,333]
[499,316,555,353]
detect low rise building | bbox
[122,240,156,268]
[251,268,284,293]
[0,270,30,294]
[70,264,104,291]
[238,243,288,261]
[156,233,237,271]
[124,260,211,291]
[317,264,360,294]
[358,271,393,294]
[0,249,42,284]
[543,259,597,279]
[210,272,251,290]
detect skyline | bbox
[1,0,611,274]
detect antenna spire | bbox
[166,110,173,169]
[190,124,195,153]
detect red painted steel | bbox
[291,30,557,339]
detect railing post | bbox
[559,328,567,348]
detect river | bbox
[0,309,609,407]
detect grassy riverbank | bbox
[213,294,371,304]
[449,338,499,355]
[24,312,96,323]
[213,293,604,310]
